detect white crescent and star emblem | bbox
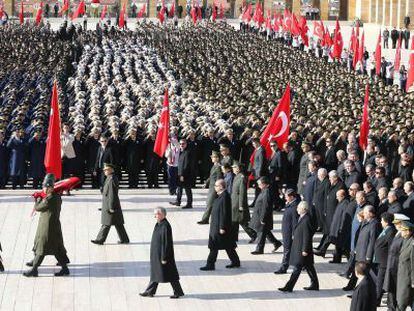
[274,111,288,138]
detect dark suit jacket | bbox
[177,148,191,179]
[95,146,114,170]
[355,218,381,262]
[350,275,377,311]
[250,187,273,232]
[403,192,414,221]
[252,146,267,178]
[282,198,300,244]
[373,226,397,267]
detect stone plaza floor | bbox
[0,189,384,310]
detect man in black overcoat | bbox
[140,207,184,299]
[329,189,349,263]
[250,176,282,255]
[275,188,299,274]
[279,201,319,292]
[200,179,240,270]
[315,170,345,256]
[170,139,193,209]
[313,168,329,232]
[373,212,396,306]
[350,261,377,311]
[250,138,267,206]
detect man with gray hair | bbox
[140,207,184,299]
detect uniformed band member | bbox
[24,174,70,277]
[200,179,240,270]
[140,207,184,299]
[396,221,414,310]
[91,163,129,245]
[278,201,319,292]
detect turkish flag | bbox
[137,3,146,18]
[375,31,382,76]
[242,3,252,22]
[406,37,414,93]
[331,19,343,59]
[158,5,165,24]
[19,1,24,25]
[291,13,301,36]
[100,4,107,20]
[323,27,333,47]
[169,1,175,17]
[190,6,197,25]
[0,6,4,20]
[44,81,62,180]
[359,84,370,151]
[352,38,359,69]
[283,8,291,32]
[212,3,217,21]
[35,2,43,26]
[260,84,291,158]
[154,89,170,158]
[71,0,85,20]
[394,36,402,73]
[313,20,324,40]
[118,2,126,28]
[349,27,356,51]
[59,0,69,16]
[32,177,81,199]
[219,2,224,19]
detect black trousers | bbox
[32,252,70,270]
[281,238,293,271]
[374,264,386,303]
[176,184,192,207]
[240,223,256,239]
[207,248,240,266]
[316,234,331,252]
[95,224,129,243]
[255,229,280,252]
[145,280,184,296]
[285,262,319,290]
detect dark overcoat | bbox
[354,219,381,262]
[289,213,314,266]
[373,226,396,267]
[28,137,46,179]
[383,233,404,292]
[150,219,180,283]
[250,187,274,232]
[329,198,349,242]
[208,191,236,250]
[396,237,414,309]
[177,148,192,186]
[101,174,124,226]
[205,163,223,209]
[7,137,25,176]
[281,198,300,246]
[312,178,329,229]
[33,193,68,258]
[323,180,345,235]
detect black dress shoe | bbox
[303,286,319,291]
[346,294,353,298]
[170,294,184,299]
[250,250,264,255]
[91,240,104,245]
[313,250,326,257]
[182,205,193,209]
[272,241,282,253]
[329,259,341,264]
[225,263,240,268]
[342,285,355,291]
[54,267,70,276]
[23,269,38,277]
[139,292,154,297]
[200,265,215,271]
[169,201,180,206]
[274,269,287,274]
[278,287,292,292]
[26,260,34,267]
[117,240,130,244]
[197,220,209,224]
[98,208,102,211]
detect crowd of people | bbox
[0,15,414,308]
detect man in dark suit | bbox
[91,163,129,245]
[373,212,396,306]
[170,139,193,209]
[403,181,414,221]
[268,141,285,209]
[94,136,114,191]
[200,179,240,270]
[324,137,337,172]
[350,261,377,311]
[391,27,399,49]
[250,176,282,254]
[279,201,319,292]
[274,188,299,274]
[344,160,362,189]
[140,207,184,299]
[387,190,403,214]
[250,138,267,206]
[344,205,381,291]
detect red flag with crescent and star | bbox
[406,37,414,93]
[154,89,170,158]
[35,2,43,26]
[137,3,146,18]
[260,84,291,158]
[375,30,382,76]
[19,1,24,24]
[44,81,62,180]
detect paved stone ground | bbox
[0,189,387,311]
